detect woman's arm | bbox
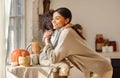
[43,28,72,64]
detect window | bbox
[7,0,25,64]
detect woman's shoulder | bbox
[62,27,76,35]
[60,28,75,38]
[58,28,73,43]
[62,27,73,33]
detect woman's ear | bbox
[65,18,70,25]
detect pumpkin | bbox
[11,49,30,65]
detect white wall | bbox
[50,0,120,51]
[26,0,33,46]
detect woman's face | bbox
[52,12,69,29]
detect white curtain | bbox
[0,0,11,78]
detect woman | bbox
[40,9,70,78]
[42,7,113,78]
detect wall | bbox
[50,0,120,51]
[26,0,33,46]
[26,0,44,47]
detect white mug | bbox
[30,54,39,65]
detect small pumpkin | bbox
[11,49,30,65]
[18,52,30,67]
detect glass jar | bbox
[108,41,117,52]
[95,34,104,52]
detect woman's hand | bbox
[42,30,53,45]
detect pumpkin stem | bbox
[22,52,26,57]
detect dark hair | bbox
[72,24,85,40]
[41,9,54,32]
[54,7,72,24]
[73,24,83,30]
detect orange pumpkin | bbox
[11,49,30,63]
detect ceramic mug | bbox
[30,54,39,65]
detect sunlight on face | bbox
[52,12,68,29]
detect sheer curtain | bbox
[0,0,11,78]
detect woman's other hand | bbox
[42,30,53,45]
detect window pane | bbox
[10,0,14,16]
[16,17,23,48]
[16,0,23,16]
[10,0,24,16]
[9,19,15,50]
[7,18,15,64]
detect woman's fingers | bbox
[42,30,53,42]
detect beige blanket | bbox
[6,65,58,78]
